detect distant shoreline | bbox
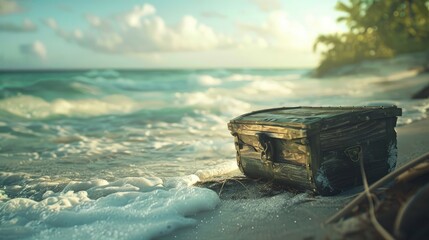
[315,52,429,78]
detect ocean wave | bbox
[0,78,100,100]
[226,73,302,82]
[174,90,252,116]
[84,70,121,79]
[193,75,222,86]
[0,95,141,119]
[396,99,429,125]
[243,80,294,96]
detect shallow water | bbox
[0,69,428,239]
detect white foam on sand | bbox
[194,161,238,180]
[0,173,220,240]
[54,136,129,158]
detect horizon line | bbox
[0,67,313,73]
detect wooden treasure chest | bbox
[228,106,402,195]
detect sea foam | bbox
[0,174,220,240]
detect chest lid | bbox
[228,106,402,138]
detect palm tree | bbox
[313,0,429,76]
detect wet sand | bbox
[159,117,429,240]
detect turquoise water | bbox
[0,69,310,181]
[0,69,428,239]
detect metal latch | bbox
[344,145,362,163]
[256,132,274,163]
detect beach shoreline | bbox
[161,57,429,240]
[159,116,429,240]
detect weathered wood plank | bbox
[230,106,402,131]
[228,123,307,139]
[229,106,401,195]
[320,120,387,150]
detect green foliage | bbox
[314,0,429,77]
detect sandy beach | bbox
[158,118,429,240]
[161,60,429,240]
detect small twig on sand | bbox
[218,178,251,197]
[360,153,395,240]
[229,178,250,192]
[218,180,227,197]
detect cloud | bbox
[43,4,338,65]
[0,0,20,15]
[84,14,111,31]
[20,41,47,59]
[200,11,226,19]
[238,11,310,51]
[45,4,235,54]
[123,4,156,27]
[250,0,282,12]
[238,11,339,51]
[44,18,58,29]
[0,19,37,32]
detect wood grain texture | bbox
[229,107,401,195]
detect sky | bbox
[0,0,343,69]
